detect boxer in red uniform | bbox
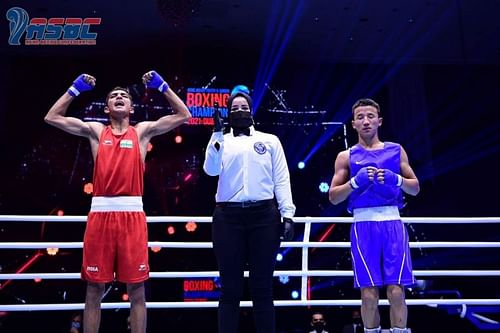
[45,71,191,333]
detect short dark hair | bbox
[352,98,380,115]
[311,311,325,318]
[106,86,132,104]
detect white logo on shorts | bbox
[86,266,99,272]
[138,264,147,271]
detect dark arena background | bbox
[1,1,500,332]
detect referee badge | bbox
[254,142,267,155]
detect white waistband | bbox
[353,206,400,222]
[90,196,143,212]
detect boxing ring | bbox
[1,215,500,313]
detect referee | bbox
[203,86,295,333]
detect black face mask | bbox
[312,322,325,332]
[229,111,253,129]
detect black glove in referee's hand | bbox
[280,217,294,241]
[213,102,224,132]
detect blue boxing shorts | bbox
[350,206,415,288]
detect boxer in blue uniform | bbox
[329,99,420,333]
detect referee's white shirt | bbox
[203,126,296,218]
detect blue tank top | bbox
[347,142,403,213]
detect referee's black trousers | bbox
[212,201,281,333]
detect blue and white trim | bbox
[396,174,403,187]
[67,86,80,97]
[353,206,400,222]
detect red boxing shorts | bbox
[82,196,149,283]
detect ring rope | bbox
[1,215,500,224]
[2,299,500,312]
[2,270,500,281]
[1,241,499,249]
[1,215,499,312]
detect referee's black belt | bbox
[216,199,274,208]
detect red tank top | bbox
[93,126,144,196]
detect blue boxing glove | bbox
[231,84,250,96]
[280,217,294,241]
[143,70,169,93]
[376,169,403,187]
[67,74,95,97]
[350,166,375,189]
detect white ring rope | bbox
[2,270,500,281]
[1,215,500,224]
[1,241,500,249]
[2,299,500,312]
[1,215,499,312]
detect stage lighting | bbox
[34,277,42,283]
[279,276,289,284]
[318,182,329,193]
[185,221,197,232]
[147,142,153,152]
[276,253,283,261]
[122,293,129,301]
[167,225,175,235]
[151,245,161,253]
[83,182,93,195]
[46,248,59,256]
[175,135,183,144]
[56,210,64,216]
[291,290,299,299]
[298,161,305,169]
